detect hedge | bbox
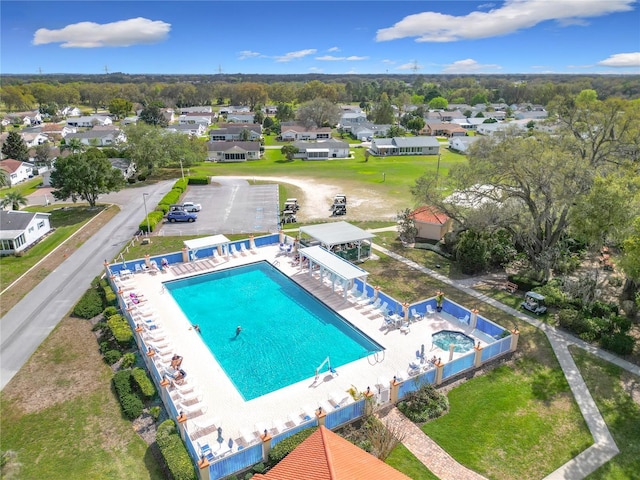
[188,176,209,185]
[268,427,317,464]
[131,367,157,400]
[113,370,132,396]
[104,349,122,365]
[73,287,105,319]
[140,210,165,234]
[158,188,182,207]
[112,370,144,419]
[173,178,188,192]
[156,420,197,480]
[155,204,170,215]
[103,306,118,319]
[107,314,134,347]
[104,285,117,307]
[508,273,544,292]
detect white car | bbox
[182,202,201,212]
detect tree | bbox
[275,103,295,122]
[1,131,29,161]
[428,96,449,110]
[280,145,299,162]
[233,82,268,111]
[0,169,9,188]
[371,92,395,125]
[295,98,341,128]
[253,110,265,125]
[50,149,125,207]
[396,208,418,244]
[406,117,425,135]
[454,229,490,274]
[61,138,86,154]
[139,102,168,127]
[0,191,28,210]
[386,125,405,138]
[34,144,53,167]
[108,97,133,120]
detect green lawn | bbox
[572,347,640,479]
[386,443,439,479]
[1,177,43,197]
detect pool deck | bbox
[115,245,488,453]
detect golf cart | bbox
[284,198,299,212]
[330,194,347,216]
[521,291,547,315]
[281,209,297,224]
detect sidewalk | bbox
[367,230,637,479]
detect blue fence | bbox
[442,351,475,381]
[324,400,365,430]
[442,299,470,323]
[271,418,317,447]
[476,316,506,338]
[209,443,263,480]
[481,336,512,362]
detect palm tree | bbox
[61,137,85,154]
[1,191,28,210]
[0,169,9,188]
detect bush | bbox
[397,382,449,423]
[508,272,544,292]
[188,176,209,185]
[149,406,161,420]
[113,370,132,396]
[155,204,170,215]
[156,420,197,480]
[533,284,566,309]
[173,178,188,192]
[131,367,157,400]
[158,189,181,208]
[103,306,118,319]
[104,349,122,365]
[600,333,635,356]
[454,230,489,274]
[268,427,317,464]
[140,210,165,234]
[137,173,147,181]
[104,285,117,307]
[121,352,136,368]
[127,177,137,184]
[121,393,144,419]
[73,287,105,319]
[107,314,133,347]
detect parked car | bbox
[167,210,197,223]
[182,201,202,212]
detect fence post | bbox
[144,254,151,268]
[470,308,479,329]
[435,359,444,385]
[249,235,256,249]
[474,342,483,368]
[389,376,400,403]
[316,406,327,427]
[182,247,189,263]
[364,387,375,416]
[510,327,520,352]
[197,457,210,480]
[176,412,188,438]
[260,430,273,462]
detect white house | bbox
[0,159,35,185]
[209,124,262,142]
[206,141,261,162]
[5,111,42,126]
[20,132,49,148]
[60,106,82,117]
[64,130,126,146]
[178,113,213,125]
[449,136,481,153]
[66,116,113,128]
[180,106,212,114]
[227,113,255,124]
[165,124,207,136]
[0,210,52,255]
[292,140,350,160]
[370,136,440,156]
[280,125,332,141]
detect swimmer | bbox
[235,326,242,337]
[193,324,201,333]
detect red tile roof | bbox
[0,159,22,174]
[410,205,450,225]
[253,426,411,480]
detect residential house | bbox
[280,125,332,141]
[410,205,453,241]
[449,136,481,153]
[451,117,486,131]
[60,106,82,117]
[108,158,136,179]
[41,123,76,140]
[122,116,139,125]
[178,113,214,125]
[0,210,53,255]
[0,159,35,185]
[5,111,42,126]
[19,132,49,148]
[484,110,507,121]
[252,425,410,480]
[292,139,350,160]
[165,124,207,136]
[180,106,212,114]
[371,136,440,156]
[209,124,262,142]
[476,122,525,136]
[338,111,368,131]
[421,121,466,137]
[64,130,126,146]
[206,141,261,162]
[66,116,113,128]
[263,105,278,115]
[226,112,255,124]
[351,123,392,141]
[514,110,549,120]
[219,106,250,115]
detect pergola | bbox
[183,234,230,260]
[298,245,369,298]
[298,221,374,262]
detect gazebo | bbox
[298,245,369,298]
[298,221,374,262]
[183,234,231,260]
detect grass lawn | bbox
[421,364,593,480]
[571,347,640,479]
[386,443,439,479]
[0,177,43,197]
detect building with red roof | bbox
[410,205,452,241]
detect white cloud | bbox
[327,47,340,52]
[396,62,422,71]
[382,59,396,64]
[33,17,170,48]
[598,52,640,67]
[376,0,634,42]
[274,49,317,62]
[442,59,502,73]
[315,55,368,61]
[238,50,261,60]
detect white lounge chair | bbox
[329,391,351,408]
[171,388,203,405]
[426,304,436,315]
[459,314,470,324]
[177,401,207,417]
[374,301,389,316]
[240,243,249,255]
[365,297,382,311]
[229,244,239,257]
[411,308,424,321]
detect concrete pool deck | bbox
[116,245,491,452]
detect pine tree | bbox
[1,131,29,161]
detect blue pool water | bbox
[432,330,475,353]
[165,262,382,400]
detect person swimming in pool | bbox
[235,326,242,337]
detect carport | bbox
[298,245,369,298]
[183,234,230,260]
[298,221,374,262]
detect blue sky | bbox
[2,1,639,75]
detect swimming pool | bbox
[165,261,383,400]
[432,330,475,353]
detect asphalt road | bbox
[0,180,174,390]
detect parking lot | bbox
[159,178,280,235]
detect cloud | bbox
[238,50,261,60]
[442,59,502,73]
[315,55,368,61]
[376,0,634,42]
[327,47,340,52]
[598,52,640,67]
[396,62,422,71]
[274,49,317,62]
[33,17,170,48]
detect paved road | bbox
[0,181,174,390]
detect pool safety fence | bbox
[324,399,366,430]
[271,418,316,448]
[209,443,263,480]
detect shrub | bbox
[107,314,133,347]
[397,382,449,423]
[104,285,117,307]
[156,420,197,480]
[268,427,317,464]
[127,177,137,184]
[131,367,157,400]
[99,341,111,354]
[600,333,635,356]
[104,349,122,365]
[73,287,104,319]
[252,463,266,474]
[155,204,170,215]
[173,178,188,192]
[103,306,118,319]
[140,210,165,234]
[454,230,489,274]
[121,352,136,368]
[508,272,544,292]
[149,406,161,420]
[121,393,144,419]
[137,173,147,181]
[159,189,181,207]
[188,176,209,185]
[113,370,132,396]
[532,284,566,309]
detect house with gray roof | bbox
[65,130,125,146]
[292,140,350,160]
[66,116,112,128]
[206,141,261,162]
[165,123,207,136]
[209,124,262,142]
[370,136,440,156]
[280,125,332,141]
[0,210,52,255]
[351,123,392,141]
[449,136,481,153]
